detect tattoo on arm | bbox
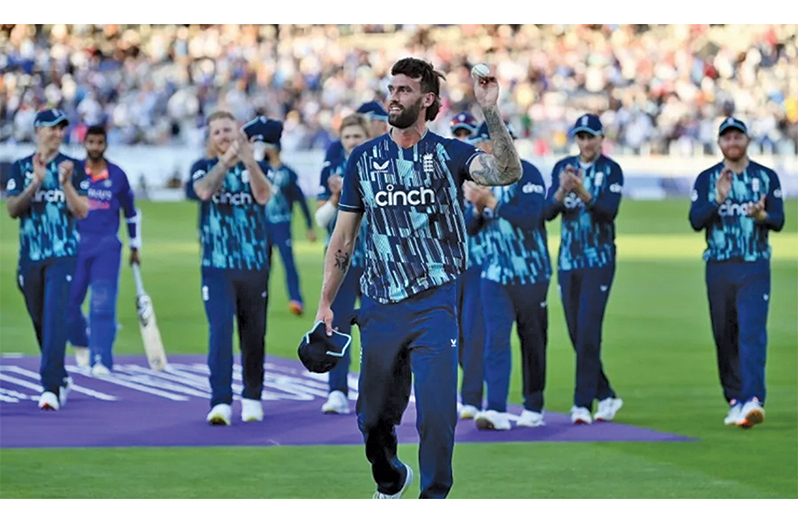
[334,250,351,273]
[471,106,522,186]
[194,161,229,198]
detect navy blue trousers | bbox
[266,220,303,304]
[706,259,770,404]
[455,265,485,409]
[482,278,549,413]
[327,266,363,394]
[66,234,122,368]
[559,264,616,409]
[201,267,269,407]
[17,256,76,394]
[357,282,458,499]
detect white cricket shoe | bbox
[59,376,73,407]
[459,404,480,420]
[594,397,624,422]
[723,402,743,426]
[206,404,232,426]
[737,398,765,429]
[373,464,414,499]
[321,390,350,414]
[91,363,111,377]
[475,409,512,431]
[38,391,60,411]
[74,348,90,368]
[516,409,545,428]
[570,406,592,424]
[241,398,264,422]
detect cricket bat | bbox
[132,262,168,371]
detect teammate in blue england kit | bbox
[263,141,315,316]
[319,101,389,196]
[315,58,522,499]
[66,126,140,376]
[689,117,785,429]
[544,114,624,425]
[314,114,371,415]
[449,112,488,420]
[465,122,552,431]
[188,111,273,426]
[5,109,89,411]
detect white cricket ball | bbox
[470,63,490,79]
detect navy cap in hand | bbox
[297,321,351,374]
[357,101,389,121]
[718,116,748,137]
[34,108,69,128]
[571,113,603,136]
[242,116,283,144]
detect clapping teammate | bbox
[315,58,522,498]
[66,126,140,377]
[465,122,552,431]
[5,109,89,411]
[543,114,624,425]
[314,113,371,415]
[689,117,785,428]
[187,111,273,426]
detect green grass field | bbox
[1,198,796,499]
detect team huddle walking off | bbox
[6,56,785,499]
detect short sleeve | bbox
[447,138,482,183]
[5,159,23,196]
[186,158,208,201]
[72,160,89,196]
[338,154,364,213]
[319,161,333,200]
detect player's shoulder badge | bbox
[80,179,90,190]
[6,178,16,191]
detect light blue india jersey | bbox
[339,130,483,303]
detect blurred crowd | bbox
[1,23,797,156]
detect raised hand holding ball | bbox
[471,63,499,107]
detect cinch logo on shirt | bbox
[212,191,254,206]
[522,182,544,194]
[563,192,584,209]
[374,184,436,207]
[718,200,754,217]
[33,188,65,203]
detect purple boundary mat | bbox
[0,355,694,448]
